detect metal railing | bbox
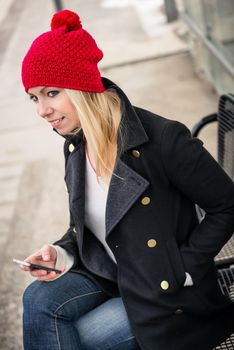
[181,11,234,80]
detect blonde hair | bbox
[65,88,123,181]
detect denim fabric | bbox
[23,272,140,350]
[76,298,140,350]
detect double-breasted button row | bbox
[130,150,151,206]
[146,240,170,291]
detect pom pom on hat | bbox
[51,9,82,31]
[21,9,105,93]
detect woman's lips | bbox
[49,117,65,128]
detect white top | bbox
[84,150,116,263]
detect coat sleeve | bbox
[161,121,234,286]
[53,226,79,268]
[53,139,80,268]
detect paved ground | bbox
[0,0,219,348]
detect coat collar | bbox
[102,77,149,152]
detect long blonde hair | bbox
[65,88,123,181]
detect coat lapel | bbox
[102,78,150,237]
[106,159,149,237]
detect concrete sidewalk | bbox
[0,0,218,348]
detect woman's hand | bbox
[20,245,61,281]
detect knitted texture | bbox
[22,10,105,92]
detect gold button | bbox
[175,308,183,315]
[160,280,169,290]
[147,239,157,248]
[132,150,140,158]
[73,227,77,233]
[141,196,151,205]
[69,144,75,152]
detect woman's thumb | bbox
[41,245,51,261]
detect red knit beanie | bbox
[21,10,105,93]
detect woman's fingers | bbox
[41,245,53,262]
[33,266,64,281]
[19,245,60,281]
[37,244,57,263]
[37,271,57,282]
[24,245,57,266]
[29,269,48,277]
[25,245,52,263]
[20,264,31,272]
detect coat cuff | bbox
[47,245,74,281]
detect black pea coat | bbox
[54,78,234,350]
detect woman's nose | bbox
[37,102,53,118]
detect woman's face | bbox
[28,86,80,135]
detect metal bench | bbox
[192,93,234,349]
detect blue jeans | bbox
[23,272,140,350]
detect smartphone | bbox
[13,258,62,274]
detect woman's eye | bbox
[29,95,38,102]
[47,91,59,97]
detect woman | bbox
[20,9,234,350]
